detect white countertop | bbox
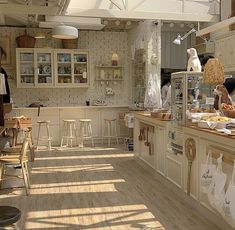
[12,105,130,110]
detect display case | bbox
[171,71,215,125]
[16,48,89,88]
[54,49,89,87]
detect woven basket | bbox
[223,110,235,118]
[16,30,36,48]
[62,39,78,49]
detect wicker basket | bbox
[16,30,36,48]
[223,110,235,118]
[62,39,78,49]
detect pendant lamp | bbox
[52,25,78,39]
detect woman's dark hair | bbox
[0,46,6,58]
[161,78,171,88]
[200,55,214,66]
[223,78,235,94]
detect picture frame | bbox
[0,36,11,65]
[113,69,121,79]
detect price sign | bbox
[206,97,215,105]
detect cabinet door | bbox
[35,49,54,87]
[16,48,35,88]
[54,50,73,86]
[73,52,89,86]
[84,108,101,139]
[155,126,166,176]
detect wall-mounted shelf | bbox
[95,65,123,81]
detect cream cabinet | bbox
[16,48,89,88]
[54,49,89,87]
[155,125,167,176]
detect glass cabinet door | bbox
[55,51,72,86]
[35,50,53,86]
[18,50,34,86]
[73,52,88,85]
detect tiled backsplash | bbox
[0,28,131,107]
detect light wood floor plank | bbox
[0,147,222,229]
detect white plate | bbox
[43,65,51,74]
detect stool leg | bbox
[88,123,94,147]
[29,130,35,161]
[21,162,30,195]
[36,124,41,150]
[114,121,119,145]
[13,222,20,230]
[46,124,51,151]
[79,123,84,147]
[0,163,4,189]
[108,122,111,146]
[69,123,73,147]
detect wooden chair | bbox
[1,128,35,161]
[0,132,31,195]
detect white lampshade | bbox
[52,25,78,39]
[173,35,181,45]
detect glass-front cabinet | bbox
[171,71,218,126]
[16,49,35,87]
[54,50,88,87]
[171,72,203,125]
[35,50,53,86]
[16,48,89,88]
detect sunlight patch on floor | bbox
[37,153,134,160]
[31,164,114,173]
[25,205,165,229]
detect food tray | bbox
[151,109,168,118]
[197,121,228,129]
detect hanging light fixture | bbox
[52,25,78,39]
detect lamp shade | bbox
[173,35,181,45]
[52,25,78,39]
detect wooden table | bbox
[4,117,32,147]
[3,117,35,161]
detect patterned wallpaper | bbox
[0,28,131,107]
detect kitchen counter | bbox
[134,112,235,230]
[13,105,130,110]
[7,105,130,145]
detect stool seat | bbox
[63,119,76,122]
[37,120,50,124]
[79,119,92,122]
[0,206,21,227]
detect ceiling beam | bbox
[46,15,102,24]
[196,16,235,36]
[67,8,218,22]
[0,14,5,25]
[0,4,59,15]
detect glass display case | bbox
[171,71,216,125]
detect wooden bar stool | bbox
[36,121,52,151]
[60,119,77,147]
[103,119,119,146]
[78,119,94,147]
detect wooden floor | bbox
[0,146,220,230]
